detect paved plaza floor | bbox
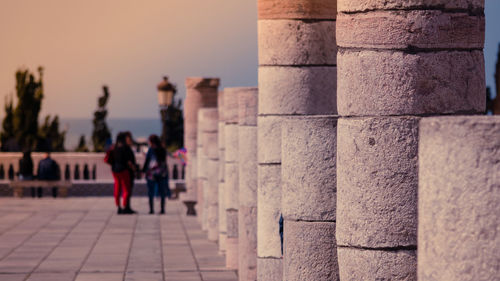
[0,197,237,281]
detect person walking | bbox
[143,135,170,214]
[111,132,136,214]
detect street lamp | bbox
[157,76,175,109]
[157,76,178,148]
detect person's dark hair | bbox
[124,131,133,142]
[116,132,127,145]
[149,134,166,162]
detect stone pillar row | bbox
[258,0,338,280]
[196,110,206,227]
[336,0,485,280]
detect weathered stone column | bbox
[200,108,219,242]
[224,87,240,269]
[238,87,258,281]
[282,117,338,281]
[336,1,485,279]
[257,1,337,280]
[218,90,227,253]
[197,111,207,228]
[418,116,500,281]
[183,78,220,208]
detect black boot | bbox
[160,198,165,214]
[149,199,154,214]
[122,206,137,214]
[117,207,123,214]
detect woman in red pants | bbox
[111,132,136,214]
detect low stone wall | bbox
[0,152,185,181]
[0,179,185,197]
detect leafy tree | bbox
[1,67,66,152]
[1,96,15,151]
[75,135,89,152]
[12,67,44,150]
[37,115,66,152]
[92,86,112,152]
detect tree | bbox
[75,135,89,152]
[1,96,16,151]
[1,67,66,152]
[92,86,112,152]
[12,67,44,150]
[37,115,66,152]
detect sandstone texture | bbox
[225,125,239,163]
[257,116,290,164]
[185,77,220,89]
[259,67,337,115]
[227,209,239,238]
[337,11,484,50]
[337,247,417,281]
[226,237,239,270]
[239,127,258,208]
[258,20,337,66]
[337,50,485,116]
[338,0,484,13]
[337,117,419,247]
[258,0,337,19]
[203,132,218,160]
[418,116,500,281]
[284,221,338,281]
[224,162,239,211]
[282,116,337,221]
[238,87,258,126]
[239,205,258,281]
[257,258,283,281]
[257,164,282,258]
[218,90,225,122]
[224,88,243,124]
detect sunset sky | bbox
[0,1,499,119]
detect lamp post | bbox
[157,76,181,149]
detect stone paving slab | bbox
[0,198,237,281]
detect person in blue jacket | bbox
[142,134,171,214]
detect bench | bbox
[171,182,186,199]
[10,180,72,198]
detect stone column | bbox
[183,78,220,207]
[224,87,240,270]
[200,108,219,242]
[282,117,338,281]
[197,111,207,228]
[418,116,500,281]
[336,1,485,280]
[238,87,258,281]
[218,90,227,253]
[257,1,337,280]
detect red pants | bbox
[112,170,131,208]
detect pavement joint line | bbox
[24,211,89,281]
[176,204,204,281]
[0,212,59,261]
[71,210,114,281]
[0,212,35,236]
[159,214,166,281]
[122,213,139,281]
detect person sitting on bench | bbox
[35,152,61,198]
